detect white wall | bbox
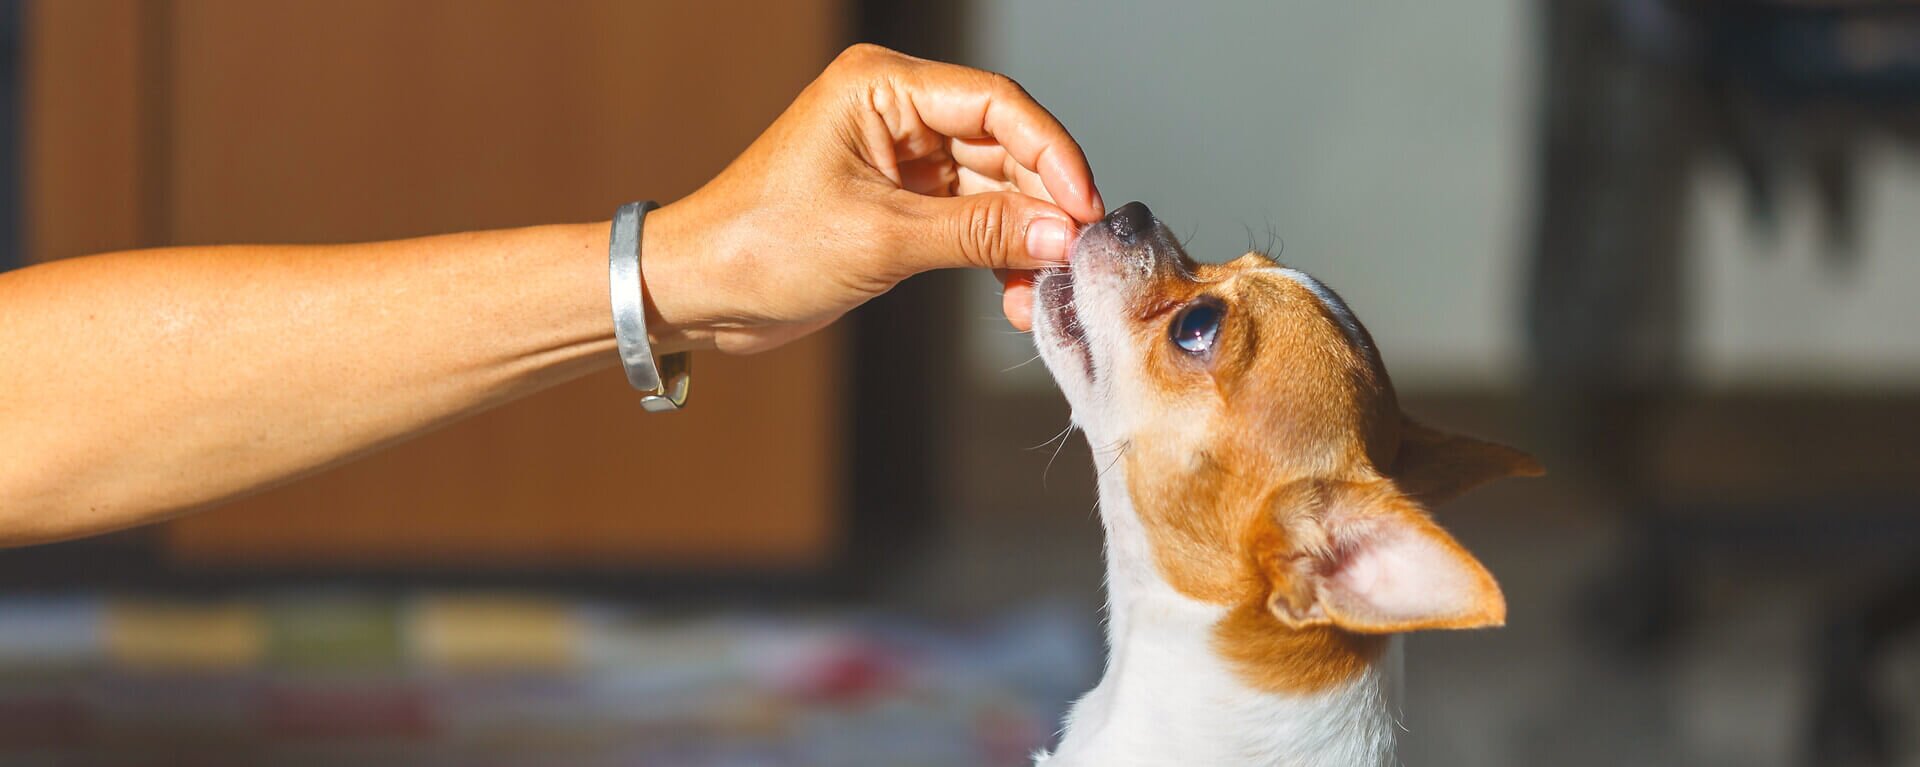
[961,0,1920,392]
[1691,151,1920,388]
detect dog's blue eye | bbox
[1170,300,1223,354]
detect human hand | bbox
[639,44,1102,354]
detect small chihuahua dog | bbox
[1030,203,1541,767]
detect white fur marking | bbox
[1267,267,1373,356]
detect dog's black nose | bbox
[1106,201,1154,242]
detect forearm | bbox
[0,221,630,545]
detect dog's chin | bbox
[1034,266,1095,394]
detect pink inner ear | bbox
[1319,519,1500,631]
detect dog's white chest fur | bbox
[1035,461,1402,767]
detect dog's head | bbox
[1033,202,1540,642]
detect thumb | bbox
[894,190,1075,275]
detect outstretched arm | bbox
[0,45,1100,545]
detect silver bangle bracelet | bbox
[608,200,691,412]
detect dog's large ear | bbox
[1256,480,1505,634]
[1390,417,1543,508]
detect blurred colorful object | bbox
[0,592,1094,766]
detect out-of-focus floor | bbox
[0,593,1096,766]
[2,393,1916,766]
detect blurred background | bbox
[2,1,1918,765]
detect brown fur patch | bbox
[1214,601,1389,695]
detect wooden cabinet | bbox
[25,0,850,571]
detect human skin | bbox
[0,44,1102,545]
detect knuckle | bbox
[834,43,891,70]
[958,196,1014,267]
[986,71,1029,100]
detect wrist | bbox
[636,201,716,355]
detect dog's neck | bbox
[1041,449,1400,767]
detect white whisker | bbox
[1001,353,1045,373]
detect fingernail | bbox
[1027,217,1071,263]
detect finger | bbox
[947,138,1023,186]
[892,63,1104,223]
[1009,163,1051,203]
[891,189,1074,275]
[1002,270,1036,331]
[950,138,1053,201]
[955,165,1015,197]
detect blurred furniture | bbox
[18,1,854,581]
[1528,2,1920,764]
